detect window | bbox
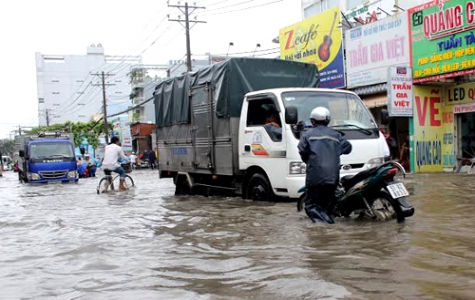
[247,98,282,142]
[347,0,364,10]
[282,91,377,129]
[38,98,44,103]
[304,0,340,18]
[52,92,60,94]
[52,103,60,106]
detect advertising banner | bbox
[279,6,345,88]
[409,0,475,83]
[387,66,413,117]
[445,82,475,106]
[111,117,133,152]
[413,86,454,172]
[345,13,409,88]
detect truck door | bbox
[240,94,288,194]
[190,83,215,170]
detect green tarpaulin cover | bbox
[154,57,319,127]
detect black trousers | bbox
[305,185,337,223]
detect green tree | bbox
[0,139,15,156]
[25,121,113,151]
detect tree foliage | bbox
[25,121,113,149]
[0,139,15,156]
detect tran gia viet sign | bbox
[344,13,409,88]
[279,6,346,88]
[387,66,413,117]
[409,0,475,83]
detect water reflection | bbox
[0,171,474,299]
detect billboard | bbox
[111,116,133,152]
[279,6,345,88]
[387,66,413,117]
[345,13,410,88]
[413,86,454,172]
[409,0,475,83]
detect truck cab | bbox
[239,88,385,199]
[16,132,78,183]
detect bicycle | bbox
[96,163,135,194]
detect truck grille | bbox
[39,170,68,179]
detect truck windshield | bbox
[30,142,74,159]
[281,91,377,129]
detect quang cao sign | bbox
[445,82,475,106]
[279,6,345,88]
[345,13,409,88]
[409,0,475,83]
[387,66,413,117]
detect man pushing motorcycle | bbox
[297,107,352,224]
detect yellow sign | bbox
[279,6,345,88]
[413,86,454,172]
[445,82,475,106]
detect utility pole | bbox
[92,72,115,144]
[46,109,50,127]
[168,2,206,72]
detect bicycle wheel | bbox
[97,176,115,194]
[112,174,135,190]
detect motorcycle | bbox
[297,161,415,223]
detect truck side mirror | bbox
[380,109,389,125]
[80,147,86,155]
[19,150,25,158]
[285,106,298,124]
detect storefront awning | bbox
[362,94,388,108]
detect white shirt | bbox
[129,154,137,163]
[102,143,128,170]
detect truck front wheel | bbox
[246,173,273,202]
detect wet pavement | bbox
[0,170,474,299]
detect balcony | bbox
[132,96,144,105]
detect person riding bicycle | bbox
[102,136,130,191]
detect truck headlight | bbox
[289,162,306,174]
[68,171,78,178]
[28,173,41,180]
[366,157,384,169]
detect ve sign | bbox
[413,86,455,173]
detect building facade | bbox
[35,44,141,126]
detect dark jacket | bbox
[298,124,352,187]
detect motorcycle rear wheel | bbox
[369,191,405,223]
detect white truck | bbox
[155,58,387,200]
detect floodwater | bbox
[0,170,474,300]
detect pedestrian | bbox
[129,152,137,169]
[298,107,352,224]
[148,149,156,170]
[0,150,4,177]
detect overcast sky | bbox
[0,0,301,139]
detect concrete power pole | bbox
[46,109,50,127]
[92,72,115,144]
[168,2,206,72]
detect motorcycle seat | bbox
[340,167,379,189]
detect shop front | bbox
[409,0,475,172]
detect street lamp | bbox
[226,42,234,57]
[253,43,261,57]
[377,7,391,16]
[392,4,405,12]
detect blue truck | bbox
[15,132,78,183]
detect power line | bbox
[200,0,283,16]
[205,0,255,12]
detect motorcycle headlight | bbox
[366,157,384,169]
[68,171,78,178]
[28,172,41,180]
[289,162,306,174]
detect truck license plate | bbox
[387,183,409,199]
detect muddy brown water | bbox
[0,171,474,299]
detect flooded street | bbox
[0,170,474,300]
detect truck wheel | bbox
[175,176,194,196]
[246,173,273,202]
